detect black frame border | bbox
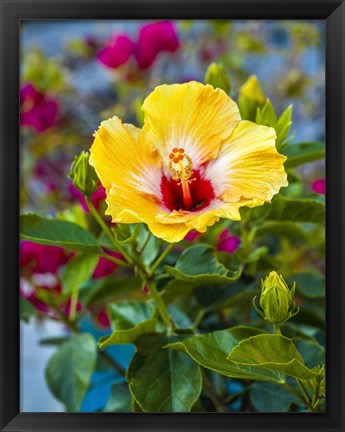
[1,1,344,431]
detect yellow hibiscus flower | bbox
[89,81,288,243]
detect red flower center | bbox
[161,170,214,212]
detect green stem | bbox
[202,370,229,413]
[146,280,173,329]
[273,323,282,335]
[149,243,175,277]
[296,378,312,408]
[85,195,133,265]
[138,231,152,254]
[193,310,205,330]
[69,290,79,321]
[100,252,131,269]
[50,303,126,375]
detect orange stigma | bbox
[168,148,195,210]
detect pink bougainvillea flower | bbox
[134,21,179,70]
[96,309,111,328]
[97,21,179,71]
[69,183,106,212]
[90,82,288,243]
[92,250,123,279]
[20,83,58,133]
[20,241,72,274]
[97,34,134,69]
[184,230,201,242]
[217,229,241,254]
[312,178,326,195]
[20,242,73,314]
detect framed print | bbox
[0,0,344,431]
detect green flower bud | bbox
[204,63,231,94]
[254,271,299,324]
[69,151,99,195]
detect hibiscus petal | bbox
[205,120,288,205]
[142,81,241,169]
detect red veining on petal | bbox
[161,170,214,212]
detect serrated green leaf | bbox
[20,214,101,253]
[283,142,325,168]
[45,334,97,412]
[227,334,320,379]
[164,244,242,284]
[61,254,99,295]
[166,326,284,383]
[128,334,202,412]
[108,300,154,330]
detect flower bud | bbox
[254,271,298,324]
[69,151,99,195]
[204,63,231,94]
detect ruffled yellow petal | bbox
[205,120,288,206]
[89,116,161,196]
[142,81,241,168]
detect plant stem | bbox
[50,303,126,375]
[146,280,173,329]
[100,252,131,269]
[85,195,133,265]
[273,323,282,335]
[202,370,229,412]
[296,378,312,408]
[138,231,152,254]
[149,243,175,277]
[193,310,205,330]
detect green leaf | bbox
[164,244,242,284]
[227,334,320,379]
[135,225,159,266]
[61,254,99,295]
[79,277,143,307]
[250,381,302,412]
[39,336,70,346]
[161,279,200,304]
[275,104,293,148]
[294,339,325,369]
[45,334,97,412]
[99,301,158,348]
[20,296,38,322]
[103,381,132,412]
[262,195,325,224]
[166,326,284,383]
[128,334,202,412]
[20,214,102,253]
[251,221,308,241]
[108,300,154,330]
[283,142,325,168]
[255,99,277,126]
[287,273,325,298]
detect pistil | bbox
[168,147,195,210]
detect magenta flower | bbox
[312,178,326,195]
[69,183,106,212]
[20,242,73,314]
[184,230,201,242]
[96,310,111,328]
[217,229,241,254]
[20,83,58,133]
[20,241,72,274]
[97,34,134,69]
[92,250,123,279]
[97,21,179,71]
[134,21,179,69]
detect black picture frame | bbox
[1,0,344,431]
